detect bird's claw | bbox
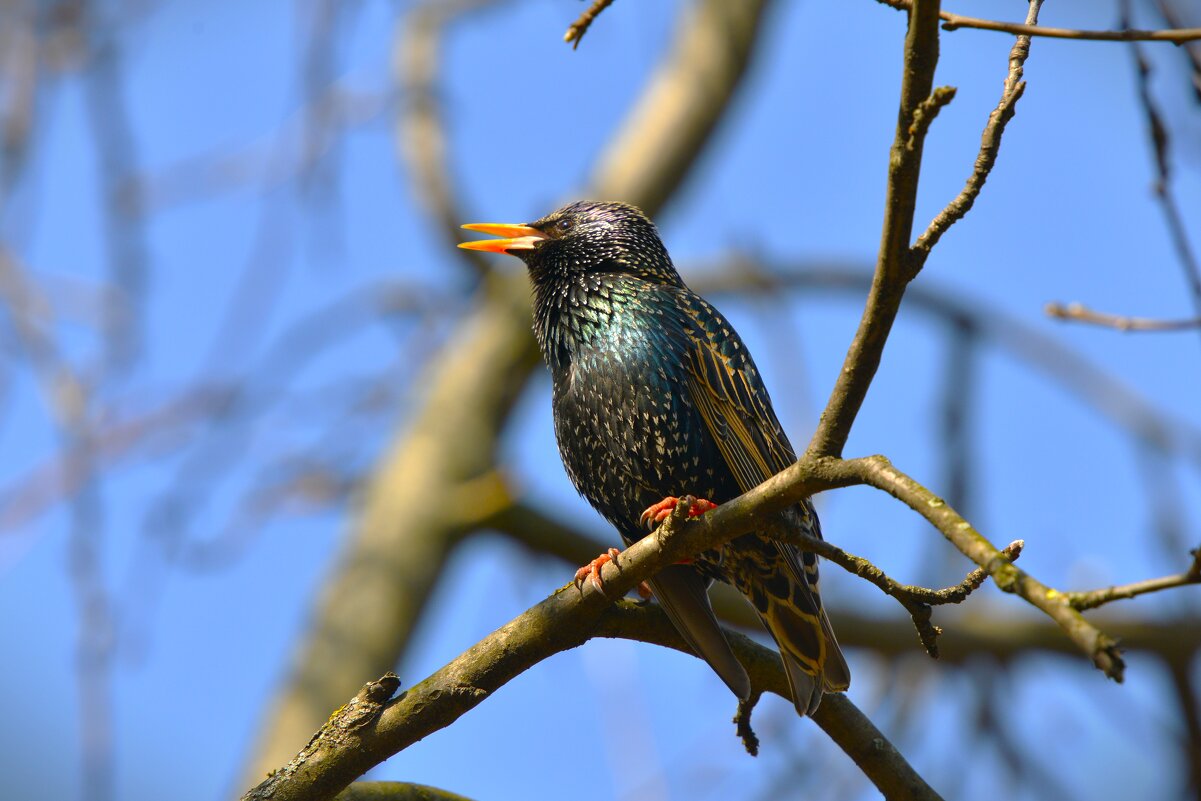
[639,496,719,530]
[573,548,654,599]
[574,547,622,595]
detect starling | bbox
[459,200,850,715]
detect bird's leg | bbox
[574,547,653,598]
[639,496,719,530]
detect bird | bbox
[459,200,849,716]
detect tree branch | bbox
[245,570,943,801]
[910,0,1041,266]
[1045,302,1201,332]
[488,500,1201,666]
[1065,545,1201,611]
[783,528,1024,657]
[247,443,1198,796]
[1122,0,1201,331]
[844,456,1127,679]
[876,0,1201,43]
[563,0,616,49]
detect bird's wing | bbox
[674,291,796,488]
[674,291,850,709]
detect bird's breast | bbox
[548,320,723,536]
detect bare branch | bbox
[843,456,1126,679]
[877,0,1201,43]
[911,0,1042,266]
[1156,0,1201,100]
[1122,1,1201,329]
[782,528,1024,657]
[1167,658,1201,796]
[245,585,942,801]
[1045,302,1201,332]
[489,501,1201,665]
[1065,546,1201,611]
[564,0,616,49]
[587,0,771,207]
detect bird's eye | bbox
[554,218,572,234]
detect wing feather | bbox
[674,291,851,705]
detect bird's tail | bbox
[736,543,850,716]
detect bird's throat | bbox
[531,274,630,373]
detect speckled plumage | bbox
[487,200,849,715]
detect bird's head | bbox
[458,200,681,286]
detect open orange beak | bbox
[458,223,547,254]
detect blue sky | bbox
[2,1,1199,799]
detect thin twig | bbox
[840,456,1126,680]
[733,693,761,756]
[1065,545,1201,611]
[1045,302,1201,332]
[563,0,616,49]
[784,527,1024,657]
[1156,0,1201,101]
[1123,0,1201,334]
[1167,658,1201,796]
[910,0,1042,269]
[876,0,1201,43]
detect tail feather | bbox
[649,564,752,701]
[736,539,850,716]
[781,645,821,716]
[757,596,849,716]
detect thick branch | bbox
[245,571,942,801]
[586,0,770,213]
[490,502,1201,666]
[396,1,498,278]
[248,443,1200,795]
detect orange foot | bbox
[574,547,653,599]
[639,496,719,530]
